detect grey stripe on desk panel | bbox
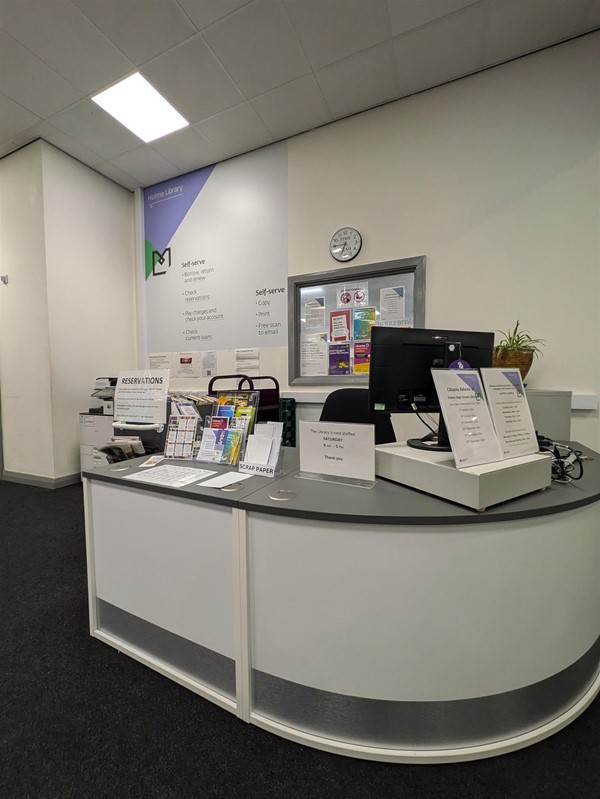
[97,600,236,699]
[252,635,599,748]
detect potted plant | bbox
[493,320,545,381]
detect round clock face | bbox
[330,227,362,262]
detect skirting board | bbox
[1,470,81,489]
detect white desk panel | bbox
[91,481,235,659]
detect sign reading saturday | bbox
[298,421,375,483]
[114,370,169,424]
[143,144,288,353]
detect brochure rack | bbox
[208,374,281,424]
[196,388,259,466]
[238,375,280,423]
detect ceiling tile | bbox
[91,160,139,191]
[316,42,398,119]
[35,122,104,166]
[5,120,45,148]
[8,120,102,165]
[0,0,135,94]
[252,75,332,139]
[203,0,310,97]
[484,0,591,65]
[394,4,485,96]
[49,99,142,160]
[0,92,40,141]
[0,31,82,119]
[141,36,243,123]
[0,140,18,156]
[150,126,224,172]
[283,0,391,70]
[387,0,479,37]
[583,0,600,28]
[178,0,253,31]
[72,0,196,65]
[195,103,274,159]
[110,145,179,186]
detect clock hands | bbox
[330,228,361,261]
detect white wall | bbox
[0,143,55,476]
[288,33,600,447]
[149,34,599,447]
[42,143,137,477]
[0,141,136,481]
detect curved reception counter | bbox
[82,446,600,763]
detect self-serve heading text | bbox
[256,287,285,296]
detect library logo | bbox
[152,247,171,276]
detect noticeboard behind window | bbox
[288,255,426,386]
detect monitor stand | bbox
[407,342,460,453]
[407,416,451,452]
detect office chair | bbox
[319,388,396,445]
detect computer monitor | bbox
[368,326,494,451]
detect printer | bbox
[89,377,117,415]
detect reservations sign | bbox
[114,370,169,424]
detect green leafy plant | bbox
[494,320,545,358]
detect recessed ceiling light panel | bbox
[92,73,188,143]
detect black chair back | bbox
[319,389,396,445]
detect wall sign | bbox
[143,144,288,354]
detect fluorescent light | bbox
[92,73,188,143]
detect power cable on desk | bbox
[536,435,584,483]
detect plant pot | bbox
[492,349,535,381]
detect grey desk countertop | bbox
[84,444,600,525]
[82,447,300,508]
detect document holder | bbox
[208,374,282,425]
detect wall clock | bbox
[330,227,362,262]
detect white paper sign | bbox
[148,352,173,371]
[124,465,215,487]
[299,421,375,483]
[432,370,503,469]
[380,286,406,326]
[235,347,260,376]
[201,350,217,377]
[301,333,328,376]
[304,297,326,329]
[172,351,201,378]
[114,370,169,425]
[480,368,538,458]
[336,284,368,308]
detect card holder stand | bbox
[295,470,375,489]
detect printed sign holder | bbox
[296,470,376,490]
[297,420,376,489]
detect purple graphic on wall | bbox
[144,166,215,279]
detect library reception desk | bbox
[83,446,600,763]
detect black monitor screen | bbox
[368,326,494,414]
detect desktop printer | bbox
[89,377,117,415]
